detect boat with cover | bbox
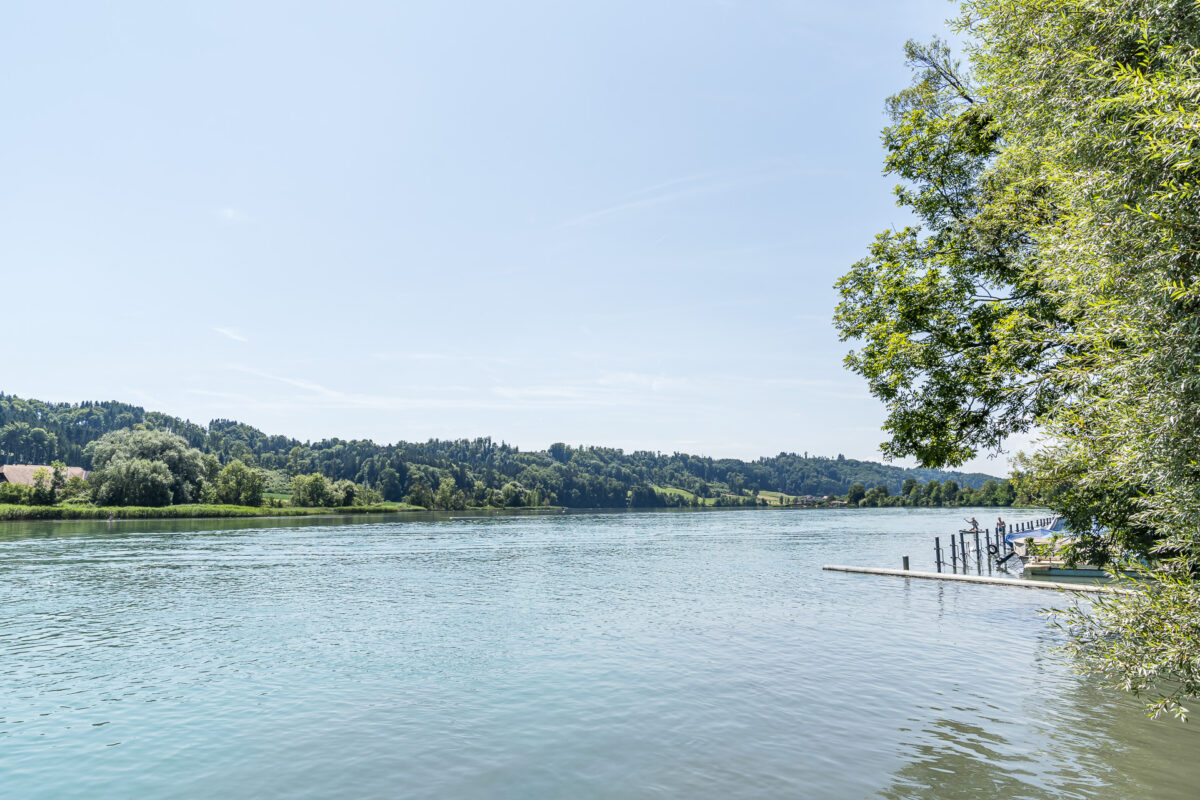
[1002,517,1135,578]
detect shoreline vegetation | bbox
[0,468,1026,522]
[0,500,1020,523]
[0,502,426,522]
[0,393,1022,524]
[831,2,1200,719]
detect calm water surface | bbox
[1,507,1196,798]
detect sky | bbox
[0,0,1021,475]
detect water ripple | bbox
[0,509,1195,799]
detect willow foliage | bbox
[970,0,1200,719]
[839,0,1200,718]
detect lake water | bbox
[1,507,1196,798]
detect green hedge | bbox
[0,503,425,521]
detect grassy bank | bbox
[649,485,815,507]
[0,502,426,521]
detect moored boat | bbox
[1002,517,1138,578]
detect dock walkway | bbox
[822,564,1130,594]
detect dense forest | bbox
[0,393,1008,508]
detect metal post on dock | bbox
[975,529,983,574]
[902,555,910,571]
[934,537,943,573]
[950,535,958,572]
[959,530,967,574]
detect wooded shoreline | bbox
[0,501,1031,523]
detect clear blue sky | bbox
[0,0,1015,475]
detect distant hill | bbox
[0,392,1003,506]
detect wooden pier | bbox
[822,564,1130,594]
[933,516,1056,576]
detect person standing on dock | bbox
[996,516,1006,535]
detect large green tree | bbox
[214,460,266,507]
[839,0,1200,719]
[86,429,207,506]
[968,0,1200,719]
[834,38,1065,468]
[290,473,334,507]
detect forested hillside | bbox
[0,393,1004,507]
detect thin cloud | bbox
[371,352,447,362]
[491,386,587,402]
[122,387,163,407]
[229,366,498,411]
[490,372,693,408]
[212,365,853,416]
[560,162,806,228]
[232,366,346,399]
[217,207,249,223]
[188,389,255,402]
[214,327,248,343]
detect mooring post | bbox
[959,530,967,573]
[975,529,983,574]
[902,555,910,571]
[934,537,943,573]
[950,535,958,572]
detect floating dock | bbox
[822,565,1130,594]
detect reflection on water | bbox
[880,643,1196,800]
[0,508,1196,799]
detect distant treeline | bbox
[845,478,1015,508]
[0,393,1012,508]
